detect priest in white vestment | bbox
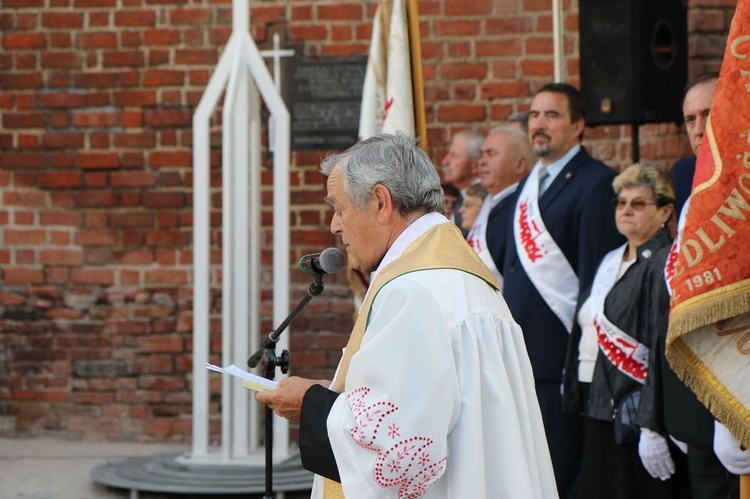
[256,132,557,499]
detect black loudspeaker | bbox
[579,0,688,125]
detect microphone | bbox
[298,247,346,278]
[247,247,347,369]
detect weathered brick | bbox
[174,49,216,65]
[144,29,180,45]
[114,11,156,27]
[102,51,145,67]
[43,12,84,28]
[4,229,46,245]
[289,25,327,40]
[3,191,46,207]
[73,190,119,208]
[38,93,87,108]
[440,63,487,80]
[76,152,120,169]
[142,70,185,87]
[109,212,153,228]
[318,4,362,20]
[145,231,190,246]
[139,336,183,353]
[434,20,481,36]
[148,150,192,167]
[2,33,46,49]
[0,291,26,305]
[40,249,84,266]
[437,104,486,122]
[77,32,117,48]
[111,249,154,264]
[110,171,157,187]
[3,113,45,128]
[170,8,210,25]
[75,230,118,246]
[41,52,82,68]
[113,91,156,107]
[247,5,284,25]
[447,0,492,14]
[38,171,83,189]
[42,133,85,150]
[145,270,188,285]
[72,110,120,127]
[70,269,114,285]
[481,81,530,99]
[40,211,83,226]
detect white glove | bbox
[714,420,750,475]
[639,428,675,480]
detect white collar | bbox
[535,143,581,183]
[490,182,519,207]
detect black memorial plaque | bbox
[283,52,366,151]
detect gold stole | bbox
[323,222,499,498]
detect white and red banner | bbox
[513,164,579,332]
[358,0,415,140]
[358,2,387,140]
[666,0,750,449]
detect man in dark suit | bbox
[502,83,624,499]
[672,72,719,218]
[470,126,533,285]
[662,71,739,498]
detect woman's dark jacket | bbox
[562,228,673,432]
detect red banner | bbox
[666,0,750,449]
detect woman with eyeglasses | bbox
[561,163,692,499]
[458,183,488,236]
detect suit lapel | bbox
[538,148,589,211]
[488,194,511,219]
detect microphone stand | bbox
[248,277,326,499]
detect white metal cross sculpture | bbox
[187,0,291,465]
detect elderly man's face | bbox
[325,164,385,273]
[683,79,717,156]
[477,132,520,195]
[440,135,476,187]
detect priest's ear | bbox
[372,183,395,224]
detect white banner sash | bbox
[590,244,649,384]
[467,197,503,287]
[513,164,579,332]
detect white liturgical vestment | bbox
[310,214,558,499]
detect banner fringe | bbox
[666,329,750,449]
[668,289,750,339]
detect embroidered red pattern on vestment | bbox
[346,387,448,498]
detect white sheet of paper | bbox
[205,363,278,392]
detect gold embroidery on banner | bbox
[677,184,750,269]
[731,35,750,59]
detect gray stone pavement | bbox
[0,437,312,499]
[0,437,187,499]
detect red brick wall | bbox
[0,0,733,441]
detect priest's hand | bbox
[255,377,331,423]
